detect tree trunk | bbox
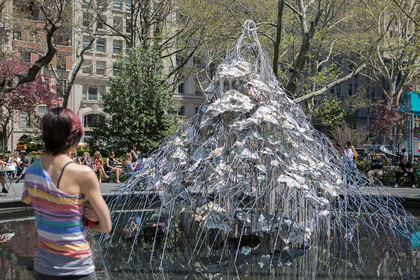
[272,0,284,79]
[286,32,311,96]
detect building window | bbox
[83,12,93,27]
[97,0,106,9]
[178,106,185,116]
[349,84,353,96]
[96,38,106,52]
[125,20,132,34]
[113,64,120,76]
[83,85,105,101]
[97,16,106,30]
[21,52,31,63]
[44,78,50,89]
[113,40,122,54]
[30,31,37,42]
[126,45,131,55]
[20,112,29,128]
[113,17,122,32]
[83,60,92,74]
[336,85,341,96]
[57,80,66,97]
[88,86,98,100]
[114,0,122,9]
[195,91,202,95]
[126,0,131,10]
[83,36,91,49]
[56,55,66,71]
[195,107,200,114]
[38,105,48,119]
[178,83,185,94]
[84,114,103,128]
[330,88,334,95]
[98,86,105,101]
[13,30,22,40]
[96,61,106,75]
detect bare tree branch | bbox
[295,61,366,103]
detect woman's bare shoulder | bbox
[67,163,96,178]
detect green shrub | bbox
[356,160,370,173]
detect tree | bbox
[348,0,420,112]
[185,0,367,111]
[329,122,369,149]
[88,0,223,91]
[369,96,405,142]
[91,47,179,155]
[0,58,59,151]
[0,0,66,97]
[312,94,345,129]
[7,0,98,108]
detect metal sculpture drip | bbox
[92,20,419,279]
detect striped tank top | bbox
[22,159,95,276]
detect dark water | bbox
[0,208,108,280]
[0,208,37,280]
[1,208,420,280]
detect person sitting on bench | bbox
[93,151,108,184]
[367,153,384,182]
[105,152,121,183]
[16,150,30,183]
[395,157,416,188]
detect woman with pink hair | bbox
[22,107,111,279]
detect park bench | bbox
[102,163,126,183]
[379,166,420,187]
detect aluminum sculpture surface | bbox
[92,20,419,279]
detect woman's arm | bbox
[131,150,138,160]
[79,168,111,232]
[128,161,134,172]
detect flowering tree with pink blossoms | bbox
[0,58,60,151]
[370,95,406,144]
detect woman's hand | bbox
[83,202,99,223]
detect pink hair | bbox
[65,108,84,138]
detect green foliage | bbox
[313,95,345,129]
[91,47,179,155]
[356,159,370,173]
[309,62,342,89]
[76,150,86,157]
